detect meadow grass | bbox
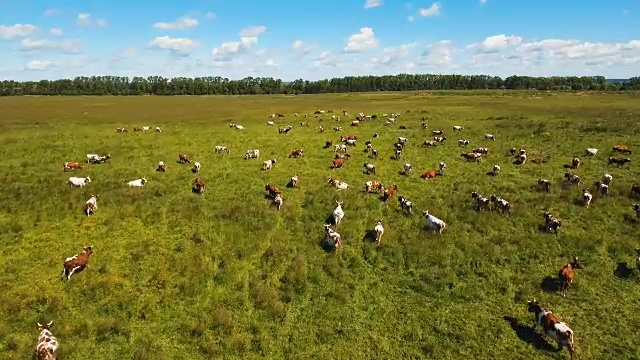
[0,91,639,360]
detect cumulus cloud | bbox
[470,34,522,53]
[0,24,38,40]
[49,28,63,36]
[372,42,417,65]
[19,38,82,54]
[148,36,200,56]
[418,2,440,17]
[77,13,107,27]
[211,25,267,59]
[421,40,454,66]
[344,27,379,53]
[153,16,199,30]
[314,51,341,67]
[25,60,57,71]
[364,0,383,9]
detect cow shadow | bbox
[191,168,199,174]
[563,164,574,169]
[513,159,524,165]
[572,198,585,207]
[191,187,202,194]
[285,181,295,188]
[537,224,552,235]
[502,316,556,352]
[324,214,337,226]
[623,214,638,225]
[319,237,336,253]
[486,171,497,177]
[540,276,561,292]
[613,262,634,279]
[362,229,377,243]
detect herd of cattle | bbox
[34,111,640,360]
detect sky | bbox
[0,0,639,81]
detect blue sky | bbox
[0,0,639,81]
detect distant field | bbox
[1,91,639,360]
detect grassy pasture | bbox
[0,91,640,360]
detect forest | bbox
[1,74,639,96]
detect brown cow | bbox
[558,257,584,297]
[340,135,357,141]
[382,184,398,201]
[63,162,83,172]
[133,127,143,132]
[289,149,304,158]
[194,178,205,194]
[420,170,441,179]
[527,300,575,359]
[331,157,346,169]
[265,184,281,199]
[62,246,93,281]
[178,154,191,164]
[613,145,632,154]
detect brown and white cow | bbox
[340,135,357,141]
[613,145,632,154]
[421,140,437,147]
[194,178,205,194]
[35,321,59,360]
[116,127,128,133]
[265,184,281,199]
[382,184,398,202]
[461,152,482,162]
[544,211,562,236]
[471,192,491,211]
[63,162,83,172]
[85,195,98,216]
[364,180,384,193]
[420,170,441,179]
[62,246,93,281]
[331,157,346,169]
[558,257,584,297]
[527,299,575,360]
[289,149,304,158]
[178,154,191,164]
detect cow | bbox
[582,188,593,208]
[234,124,245,130]
[423,210,446,234]
[399,125,408,130]
[63,162,83,172]
[564,172,580,185]
[133,127,143,132]
[382,184,398,202]
[142,126,151,131]
[178,154,191,164]
[62,246,93,281]
[537,178,551,192]
[340,135,357,141]
[434,136,447,143]
[364,180,384,193]
[558,257,584,297]
[458,139,470,147]
[333,127,343,132]
[244,149,260,159]
[116,127,128,133]
[603,173,613,185]
[439,161,447,173]
[370,149,379,159]
[273,193,283,210]
[214,145,230,154]
[595,181,609,196]
[363,162,376,174]
[279,126,293,134]
[267,120,275,126]
[471,192,491,211]
[155,127,161,132]
[490,195,511,215]
[422,140,437,147]
[87,154,110,164]
[432,130,444,135]
[461,152,482,162]
[544,212,562,236]
[192,161,201,173]
[571,157,580,169]
[68,176,91,188]
[350,120,360,126]
[397,137,408,145]
[127,178,147,187]
[345,139,357,146]
[265,184,281,199]
[484,134,495,141]
[420,170,441,179]
[324,140,333,149]
[473,148,489,155]
[608,156,631,167]
[394,149,402,160]
[333,201,344,225]
[85,195,98,216]
[403,163,413,175]
[398,196,413,215]
[492,164,501,175]
[194,178,205,194]
[157,161,166,172]
[632,184,640,197]
[327,178,349,190]
[324,224,343,250]
[613,145,632,154]
[373,220,384,244]
[35,321,59,360]
[585,148,598,156]
[453,125,464,131]
[331,158,346,169]
[422,122,428,129]
[288,174,299,188]
[334,144,348,153]
[527,299,575,360]
[263,159,277,170]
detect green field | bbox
[1,91,639,360]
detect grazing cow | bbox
[68,176,91,188]
[382,184,398,202]
[595,181,609,196]
[214,145,230,154]
[35,321,58,360]
[244,149,260,160]
[582,188,593,208]
[403,163,413,175]
[558,257,584,297]
[373,220,384,243]
[324,224,343,250]
[458,139,470,147]
[325,140,333,148]
[572,157,581,169]
[432,130,444,135]
[334,153,351,160]
[585,148,598,156]
[334,144,348,153]
[234,124,245,130]
[461,152,482,162]
[85,195,98,216]
[350,120,360,126]
[192,161,201,173]
[155,127,161,132]
[327,178,349,190]
[142,126,151,131]
[422,122,429,129]
[317,125,324,132]
[490,195,511,215]
[394,142,404,151]
[398,196,413,215]
[87,154,110,164]
[334,126,343,132]
[453,125,464,131]
[608,156,631,167]
[634,204,640,218]
[273,193,283,210]
[471,192,492,211]
[157,161,166,172]
[363,162,376,174]
[263,159,276,171]
[394,149,402,160]
[420,170,441,179]
[279,126,293,134]
[127,178,147,187]
[194,178,205,194]
[632,184,640,197]
[288,174,299,188]
[544,212,562,236]
[434,136,447,143]
[399,125,408,129]
[267,120,275,126]
[473,147,489,155]
[635,248,640,271]
[365,142,373,152]
[340,135,357,141]
[603,173,613,185]
[397,136,408,145]
[484,134,495,141]
[527,300,575,360]
[289,149,304,158]
[370,149,379,159]
[492,164,501,175]
[178,154,191,164]
[613,145,632,154]
[331,157,346,169]
[373,132,379,138]
[564,172,580,186]
[63,162,83,172]
[133,127,143,132]
[345,139,357,146]
[364,180,384,193]
[537,178,551,192]
[439,161,447,173]
[116,127,128,133]
[265,184,281,199]
[423,210,446,234]
[333,201,344,225]
[62,246,93,281]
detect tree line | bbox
[1,74,638,96]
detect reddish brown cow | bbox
[331,157,346,169]
[63,162,83,172]
[420,170,441,179]
[265,184,281,199]
[133,127,143,132]
[178,154,191,164]
[340,135,358,141]
[527,300,575,359]
[382,184,398,201]
[194,178,205,194]
[62,246,93,281]
[613,145,632,154]
[558,257,584,297]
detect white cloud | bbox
[148,36,200,56]
[153,16,199,30]
[292,40,303,49]
[364,0,383,9]
[19,38,82,54]
[344,27,379,53]
[77,13,108,27]
[25,60,57,71]
[314,51,341,67]
[418,3,440,17]
[239,26,266,38]
[210,26,267,59]
[0,24,38,40]
[408,16,414,22]
[43,9,58,16]
[211,41,244,58]
[205,12,217,20]
[49,28,63,36]
[421,40,454,66]
[372,42,417,65]
[470,34,523,53]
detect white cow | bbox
[374,220,384,243]
[267,121,275,126]
[324,224,343,249]
[484,134,495,141]
[127,178,147,187]
[333,201,344,225]
[68,176,91,187]
[263,159,276,170]
[85,195,98,216]
[439,161,447,173]
[273,193,283,210]
[585,148,598,156]
[345,139,357,146]
[603,173,613,185]
[155,127,162,132]
[142,126,151,131]
[423,210,446,234]
[397,136,408,144]
[453,125,464,131]
[86,154,100,163]
[334,144,348,153]
[235,124,245,130]
[193,161,201,173]
[328,178,349,190]
[403,163,413,174]
[215,145,230,154]
[244,149,260,159]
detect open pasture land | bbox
[1,91,640,359]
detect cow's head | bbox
[85,176,91,182]
[527,299,541,313]
[570,256,584,269]
[37,321,54,331]
[141,178,147,184]
[84,245,93,255]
